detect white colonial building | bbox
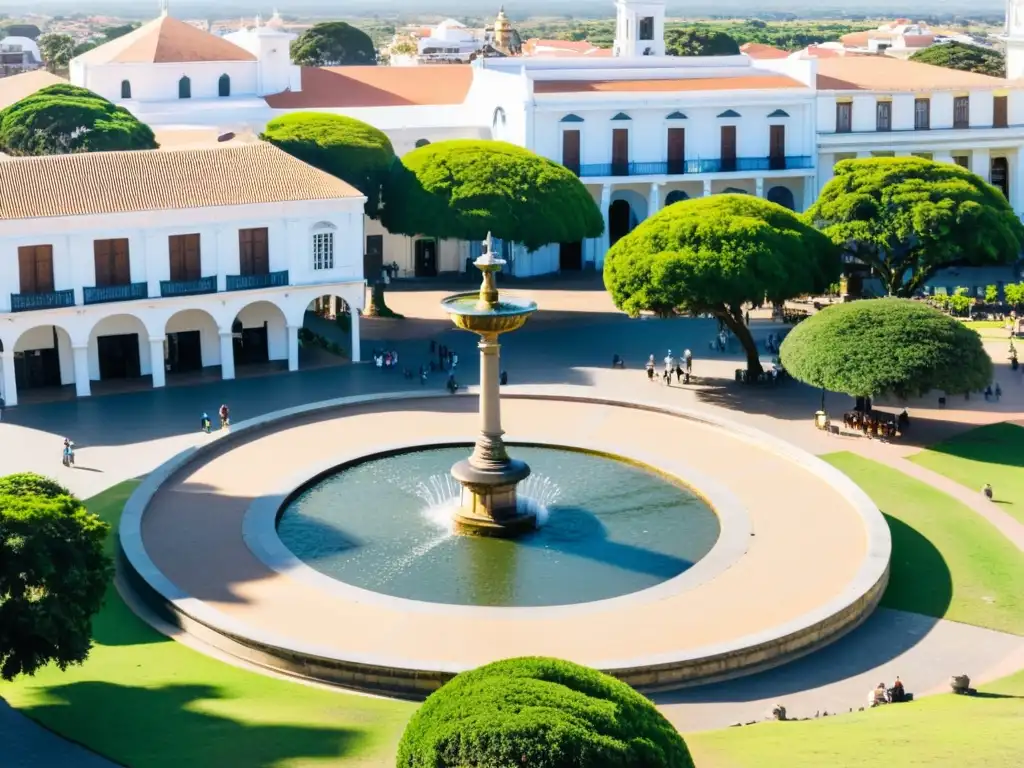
[0,142,365,407]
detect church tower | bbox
[613,0,666,57]
[494,6,512,51]
[1008,0,1024,79]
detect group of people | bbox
[984,383,1003,401]
[870,677,907,707]
[841,409,909,441]
[645,349,694,386]
[200,404,231,434]
[372,348,401,370]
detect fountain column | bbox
[472,332,507,470]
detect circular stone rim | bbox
[247,439,742,615]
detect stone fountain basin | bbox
[441,292,537,334]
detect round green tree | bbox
[909,42,1004,77]
[806,157,1024,297]
[605,194,840,376]
[382,140,604,251]
[290,21,376,66]
[0,473,113,681]
[397,657,694,768]
[780,299,993,400]
[0,83,158,156]
[665,27,740,56]
[261,112,395,218]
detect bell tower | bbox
[613,0,666,57]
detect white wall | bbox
[817,90,1017,134]
[77,60,259,104]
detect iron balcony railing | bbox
[10,288,76,312]
[573,156,814,177]
[83,282,149,305]
[225,270,289,292]
[160,276,218,297]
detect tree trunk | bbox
[720,310,762,379]
[363,282,397,318]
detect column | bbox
[72,345,91,398]
[972,148,991,181]
[1010,150,1024,216]
[802,177,816,212]
[1,351,17,407]
[287,324,300,372]
[599,184,612,258]
[648,182,662,217]
[755,177,765,198]
[702,179,712,197]
[350,308,361,363]
[149,337,166,388]
[477,333,502,453]
[933,150,954,164]
[219,331,235,380]
[329,295,337,319]
[818,153,835,193]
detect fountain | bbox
[440,234,539,538]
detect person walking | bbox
[218,404,230,430]
[645,354,655,382]
[663,350,676,386]
[684,348,693,373]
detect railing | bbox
[575,156,814,177]
[226,270,289,292]
[10,288,76,312]
[83,282,149,305]
[160,276,218,297]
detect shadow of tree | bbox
[880,512,954,619]
[920,422,1024,470]
[21,681,367,768]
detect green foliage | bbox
[0,473,113,680]
[985,284,999,303]
[261,112,394,217]
[806,157,1024,297]
[290,21,376,66]
[948,287,973,317]
[664,27,739,56]
[397,657,693,768]
[910,42,1005,78]
[382,140,604,251]
[0,83,158,156]
[780,299,993,399]
[1005,282,1024,309]
[603,194,839,374]
[37,32,75,70]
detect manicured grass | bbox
[910,422,1024,526]
[962,320,1008,329]
[825,452,1024,636]
[0,482,415,768]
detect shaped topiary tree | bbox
[397,657,694,768]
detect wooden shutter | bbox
[18,246,37,294]
[667,128,685,174]
[239,229,254,275]
[562,130,580,174]
[168,235,185,281]
[612,128,629,175]
[112,238,130,285]
[769,125,785,157]
[253,228,269,275]
[994,96,1008,128]
[34,246,54,293]
[94,239,112,287]
[184,234,201,280]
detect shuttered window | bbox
[239,228,269,276]
[168,234,201,281]
[93,238,130,287]
[18,245,55,294]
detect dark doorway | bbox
[364,234,384,281]
[769,125,786,170]
[559,241,583,271]
[609,200,632,246]
[767,186,796,210]
[97,333,141,380]
[667,127,685,175]
[233,323,269,366]
[562,129,581,175]
[415,239,438,277]
[991,157,1009,200]
[612,128,629,176]
[167,331,202,374]
[14,344,60,390]
[720,125,737,173]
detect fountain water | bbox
[440,234,539,538]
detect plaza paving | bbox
[2,278,1024,763]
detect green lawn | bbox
[0,482,415,768]
[909,422,1024,526]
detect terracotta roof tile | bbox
[839,31,872,47]
[264,66,473,108]
[74,15,255,65]
[815,55,1008,91]
[533,74,807,94]
[0,142,360,221]
[0,69,65,109]
[740,42,790,60]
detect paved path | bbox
[1,282,1023,764]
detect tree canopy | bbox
[0,473,113,681]
[37,32,75,71]
[604,194,840,375]
[381,139,604,251]
[290,21,376,66]
[397,657,694,768]
[0,83,158,156]
[909,42,1005,78]
[261,112,394,218]
[780,299,993,399]
[806,157,1024,297]
[665,27,740,56]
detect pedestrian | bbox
[663,350,676,386]
[200,412,211,433]
[645,354,655,382]
[684,348,693,373]
[452,351,458,369]
[995,383,1002,400]
[218,403,230,430]
[500,370,508,385]
[392,349,399,367]
[375,353,383,370]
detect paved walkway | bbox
[1,282,1023,764]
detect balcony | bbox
[83,282,149,305]
[226,270,289,292]
[575,157,814,178]
[160,276,218,297]
[10,288,76,312]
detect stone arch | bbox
[609,188,648,246]
[492,106,507,140]
[665,190,689,206]
[767,186,796,210]
[14,323,75,391]
[89,314,152,382]
[228,299,288,369]
[121,79,131,99]
[164,307,221,376]
[178,75,191,99]
[218,73,231,97]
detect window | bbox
[93,238,130,287]
[994,95,1008,128]
[612,128,629,176]
[639,16,654,40]
[914,98,930,130]
[667,127,685,175]
[991,157,1009,199]
[120,79,131,99]
[218,73,230,97]
[953,155,969,168]
[876,101,892,132]
[720,125,737,172]
[312,223,335,270]
[168,234,201,281]
[769,124,785,170]
[178,75,191,99]
[836,102,852,133]
[18,245,54,294]
[562,129,580,175]
[238,227,269,276]
[953,96,970,128]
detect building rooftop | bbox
[0,142,360,221]
[740,42,790,60]
[815,55,1007,91]
[532,74,807,95]
[0,69,65,109]
[264,66,474,109]
[73,14,256,65]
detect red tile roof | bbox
[533,74,807,94]
[740,42,790,60]
[265,66,474,109]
